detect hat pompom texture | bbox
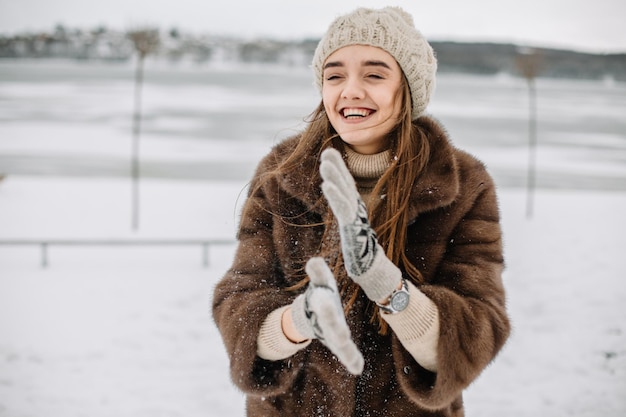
[312,7,437,119]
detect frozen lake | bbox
[1,59,625,190]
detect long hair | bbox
[256,76,431,334]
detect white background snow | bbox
[0,59,625,416]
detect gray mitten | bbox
[291,257,364,375]
[319,148,402,302]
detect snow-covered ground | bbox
[0,60,625,416]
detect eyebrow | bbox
[323,60,393,70]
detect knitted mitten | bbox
[291,257,364,375]
[320,148,401,302]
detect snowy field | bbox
[0,59,625,416]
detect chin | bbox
[338,129,383,149]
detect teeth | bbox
[343,108,370,118]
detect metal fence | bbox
[0,238,236,268]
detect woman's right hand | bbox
[288,257,364,375]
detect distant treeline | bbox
[432,41,626,80]
[1,25,625,81]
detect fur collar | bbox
[271,116,460,220]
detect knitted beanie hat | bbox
[312,7,437,120]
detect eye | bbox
[325,74,342,81]
[367,73,385,80]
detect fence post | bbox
[41,242,48,268]
[203,242,209,268]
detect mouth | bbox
[341,107,374,119]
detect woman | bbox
[213,6,510,416]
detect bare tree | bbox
[128,29,160,230]
[515,47,542,219]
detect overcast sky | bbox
[1,0,625,53]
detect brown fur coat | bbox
[212,116,510,416]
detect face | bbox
[322,45,404,155]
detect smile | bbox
[342,108,373,119]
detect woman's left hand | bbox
[320,148,402,303]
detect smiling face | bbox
[322,45,404,155]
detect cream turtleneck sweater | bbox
[344,146,390,201]
[256,147,440,372]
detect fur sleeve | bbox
[393,159,510,410]
[211,153,305,396]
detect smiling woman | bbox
[212,6,510,417]
[321,45,404,154]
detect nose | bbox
[341,77,365,100]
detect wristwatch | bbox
[376,278,410,314]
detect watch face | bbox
[391,290,410,312]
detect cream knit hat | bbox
[312,7,437,120]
